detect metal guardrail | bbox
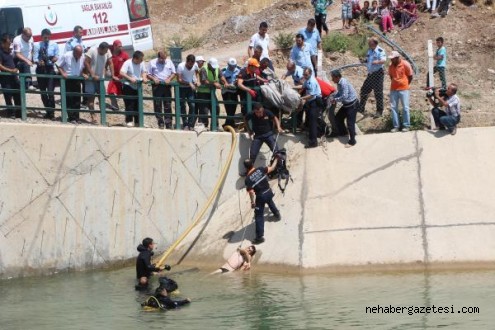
[0,71,257,132]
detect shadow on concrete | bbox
[425,129,451,138]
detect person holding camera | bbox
[428,83,460,135]
[135,237,170,290]
[33,29,59,120]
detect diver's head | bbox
[155,286,168,296]
[142,237,155,250]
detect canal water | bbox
[1,267,493,329]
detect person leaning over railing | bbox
[237,58,266,116]
[0,33,21,119]
[56,45,86,123]
[84,42,114,124]
[197,58,223,130]
[220,57,241,129]
[177,54,199,130]
[33,28,59,120]
[13,28,35,91]
[107,40,129,111]
[119,50,148,128]
[147,50,176,129]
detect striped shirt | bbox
[333,78,358,104]
[446,94,461,117]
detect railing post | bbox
[19,74,27,121]
[211,87,217,131]
[137,80,144,127]
[174,83,181,130]
[60,77,68,123]
[99,78,107,126]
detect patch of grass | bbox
[168,34,203,51]
[273,32,294,50]
[382,109,426,131]
[322,32,349,53]
[348,33,369,59]
[322,30,371,58]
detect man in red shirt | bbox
[388,51,413,132]
[107,40,129,111]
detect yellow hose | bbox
[155,125,238,268]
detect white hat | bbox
[388,51,401,59]
[196,55,205,62]
[228,57,237,66]
[208,58,219,69]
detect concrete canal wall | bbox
[1,123,495,278]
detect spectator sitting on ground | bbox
[400,0,418,30]
[368,1,379,21]
[393,0,405,24]
[210,245,257,274]
[362,1,371,21]
[379,0,394,33]
[428,83,460,135]
[351,0,362,21]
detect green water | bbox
[0,267,493,329]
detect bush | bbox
[168,34,203,51]
[322,29,371,58]
[348,33,369,59]
[273,32,294,50]
[382,109,426,131]
[322,32,349,53]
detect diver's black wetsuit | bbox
[154,295,190,309]
[136,244,160,279]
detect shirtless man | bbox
[211,245,256,274]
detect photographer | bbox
[33,29,59,120]
[428,83,461,135]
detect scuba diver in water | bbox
[135,237,171,291]
[141,277,191,310]
[211,245,256,274]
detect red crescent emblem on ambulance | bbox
[44,6,58,26]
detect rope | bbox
[155,125,238,268]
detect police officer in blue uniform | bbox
[298,67,322,149]
[358,37,386,118]
[244,157,281,244]
[221,57,241,128]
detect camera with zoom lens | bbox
[426,87,447,99]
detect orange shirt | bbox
[388,59,413,91]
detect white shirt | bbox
[13,35,34,60]
[249,33,270,60]
[56,52,84,77]
[177,62,198,83]
[120,59,147,89]
[147,58,176,81]
[85,47,112,77]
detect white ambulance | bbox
[0,0,154,53]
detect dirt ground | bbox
[2,0,493,132]
[149,0,495,133]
